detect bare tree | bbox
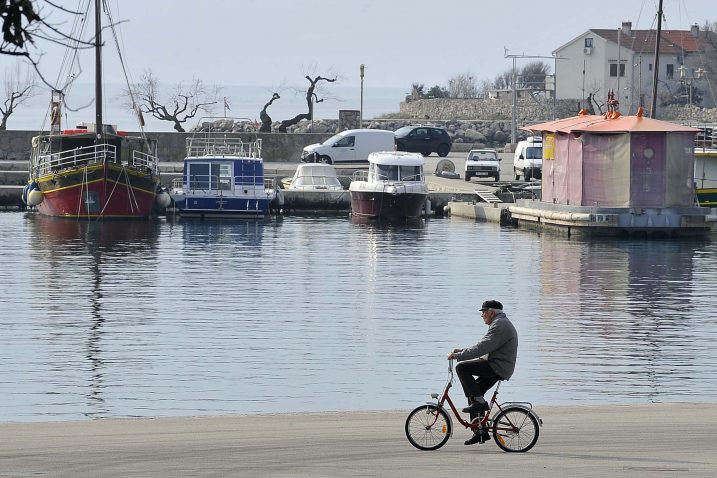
[1,63,37,130]
[1,1,94,88]
[448,72,478,98]
[124,70,219,132]
[277,74,337,133]
[519,61,551,90]
[491,70,514,90]
[259,92,280,133]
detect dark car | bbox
[394,125,452,157]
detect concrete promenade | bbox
[1,403,715,477]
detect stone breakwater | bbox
[195,118,528,149]
[197,99,717,150]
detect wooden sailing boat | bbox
[23,0,163,219]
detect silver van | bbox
[301,129,395,164]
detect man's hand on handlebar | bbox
[447,348,463,360]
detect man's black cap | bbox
[480,300,503,311]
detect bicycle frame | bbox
[429,359,521,435]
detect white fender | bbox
[27,189,44,206]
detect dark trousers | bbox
[455,359,501,423]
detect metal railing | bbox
[172,174,274,193]
[352,170,369,181]
[131,150,160,174]
[681,123,717,151]
[34,144,116,176]
[186,136,263,158]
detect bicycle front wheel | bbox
[492,407,539,452]
[405,404,452,451]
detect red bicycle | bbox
[405,359,542,452]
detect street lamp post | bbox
[360,64,365,128]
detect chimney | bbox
[691,23,700,38]
[621,21,632,37]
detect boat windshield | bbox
[374,164,422,181]
[400,165,422,181]
[376,164,399,180]
[526,146,542,159]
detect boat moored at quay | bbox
[22,0,164,219]
[349,151,428,221]
[169,131,277,218]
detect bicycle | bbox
[405,358,542,452]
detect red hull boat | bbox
[29,130,160,219]
[349,151,428,221]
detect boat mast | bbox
[94,0,103,136]
[650,0,663,118]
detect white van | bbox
[513,136,543,182]
[301,129,395,164]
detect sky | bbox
[1,0,716,130]
[5,0,716,89]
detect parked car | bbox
[301,129,395,164]
[513,136,543,181]
[464,149,501,182]
[394,125,452,157]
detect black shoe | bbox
[464,429,491,446]
[462,401,489,414]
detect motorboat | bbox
[279,163,349,213]
[169,129,277,218]
[349,151,428,220]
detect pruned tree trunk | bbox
[259,92,280,132]
[278,75,336,133]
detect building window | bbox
[584,37,593,48]
[666,64,674,79]
[648,63,653,71]
[609,63,626,77]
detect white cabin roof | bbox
[368,151,425,166]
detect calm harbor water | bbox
[1,212,717,422]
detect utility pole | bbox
[504,49,566,146]
[359,64,365,128]
[650,0,663,118]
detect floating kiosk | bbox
[451,106,716,236]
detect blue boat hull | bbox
[174,196,272,217]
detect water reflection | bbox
[2,213,716,421]
[25,214,161,418]
[537,237,715,402]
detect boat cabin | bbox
[366,151,425,183]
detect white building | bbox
[554,21,711,114]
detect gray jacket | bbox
[454,312,518,379]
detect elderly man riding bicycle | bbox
[448,300,518,445]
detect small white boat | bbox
[280,163,349,212]
[285,163,344,191]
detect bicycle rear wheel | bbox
[491,407,539,452]
[405,404,452,450]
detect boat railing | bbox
[682,123,717,151]
[352,170,369,181]
[131,150,159,174]
[173,173,273,192]
[186,136,263,158]
[34,143,116,176]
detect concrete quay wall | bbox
[0,130,333,164]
